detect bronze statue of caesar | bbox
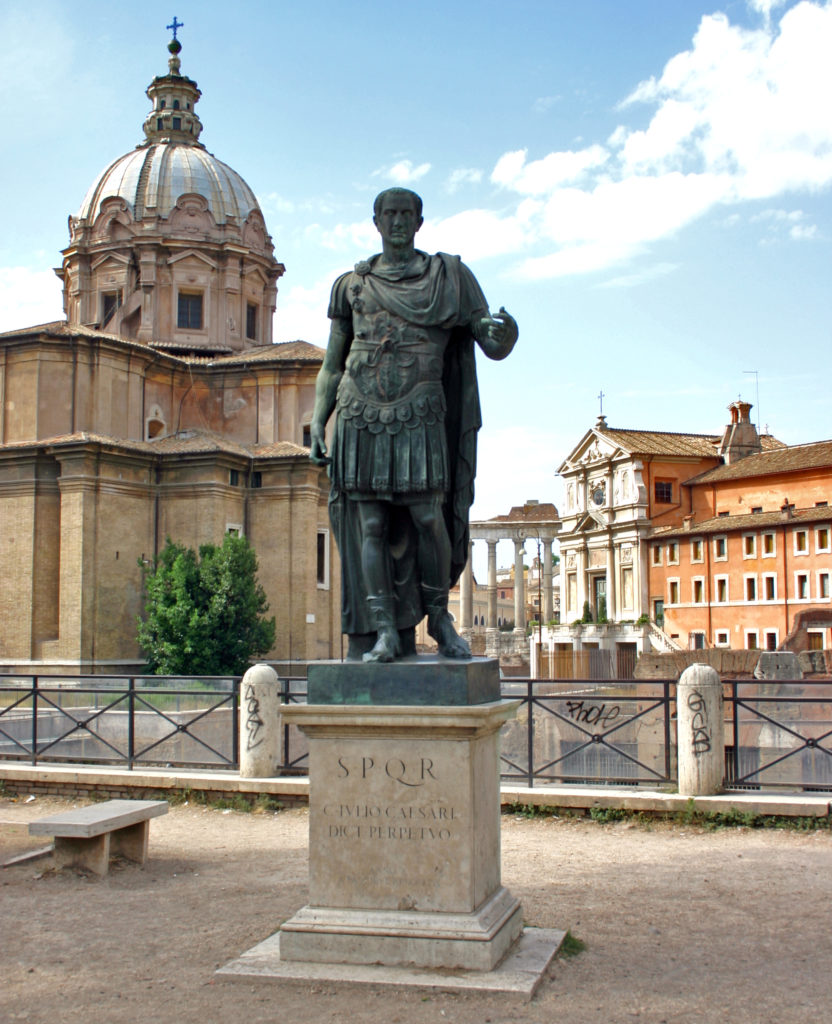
[310,188,518,663]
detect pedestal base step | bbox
[217,927,565,1001]
[279,886,522,971]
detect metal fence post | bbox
[31,676,38,766]
[127,677,135,770]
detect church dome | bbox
[60,26,284,355]
[78,145,261,227]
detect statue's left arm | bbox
[472,306,518,360]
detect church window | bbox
[317,530,330,588]
[173,99,180,110]
[302,424,312,448]
[101,290,121,326]
[250,471,262,489]
[172,117,182,130]
[246,302,257,340]
[654,480,673,504]
[177,292,203,329]
[157,118,164,131]
[229,470,240,487]
[160,99,166,109]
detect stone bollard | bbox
[677,664,724,795]
[239,663,283,778]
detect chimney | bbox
[718,400,762,464]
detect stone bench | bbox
[29,799,169,876]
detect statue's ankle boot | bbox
[363,595,399,663]
[422,585,471,659]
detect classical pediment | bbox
[166,249,218,270]
[558,429,624,473]
[573,511,607,533]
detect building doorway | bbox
[653,599,664,628]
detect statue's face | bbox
[374,194,423,247]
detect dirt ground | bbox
[2,796,831,1024]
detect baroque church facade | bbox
[0,36,338,672]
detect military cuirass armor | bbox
[336,306,448,436]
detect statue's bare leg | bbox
[358,501,400,663]
[409,498,471,659]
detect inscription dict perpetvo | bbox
[325,753,458,842]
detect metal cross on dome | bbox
[167,16,184,40]
[597,389,605,416]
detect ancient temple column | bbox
[541,538,553,623]
[513,538,526,636]
[459,542,474,638]
[486,540,498,629]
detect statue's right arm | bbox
[309,316,352,466]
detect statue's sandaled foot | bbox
[363,628,399,663]
[429,611,472,659]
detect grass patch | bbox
[559,930,587,958]
[165,788,282,813]
[588,806,629,824]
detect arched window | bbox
[173,99,180,110]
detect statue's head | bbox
[373,188,423,219]
[373,188,424,249]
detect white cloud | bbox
[487,1,832,282]
[491,145,609,194]
[272,275,337,346]
[790,223,819,240]
[446,168,483,193]
[532,96,559,114]
[373,160,432,184]
[0,267,65,332]
[470,425,569,524]
[599,263,678,289]
[311,219,378,252]
[419,209,532,260]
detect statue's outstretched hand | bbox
[309,423,331,466]
[478,307,518,359]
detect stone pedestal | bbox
[239,663,283,778]
[278,664,522,971]
[677,663,725,796]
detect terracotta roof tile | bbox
[216,341,325,364]
[486,502,560,524]
[595,427,784,459]
[651,505,832,539]
[685,439,832,484]
[252,441,310,458]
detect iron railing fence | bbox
[3,673,832,792]
[499,678,675,788]
[0,675,241,770]
[724,679,832,792]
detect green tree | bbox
[137,535,276,675]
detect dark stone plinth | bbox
[306,656,500,706]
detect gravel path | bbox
[2,797,830,1024]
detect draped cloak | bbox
[326,251,487,636]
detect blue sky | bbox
[2,0,831,564]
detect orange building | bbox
[650,407,832,652]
